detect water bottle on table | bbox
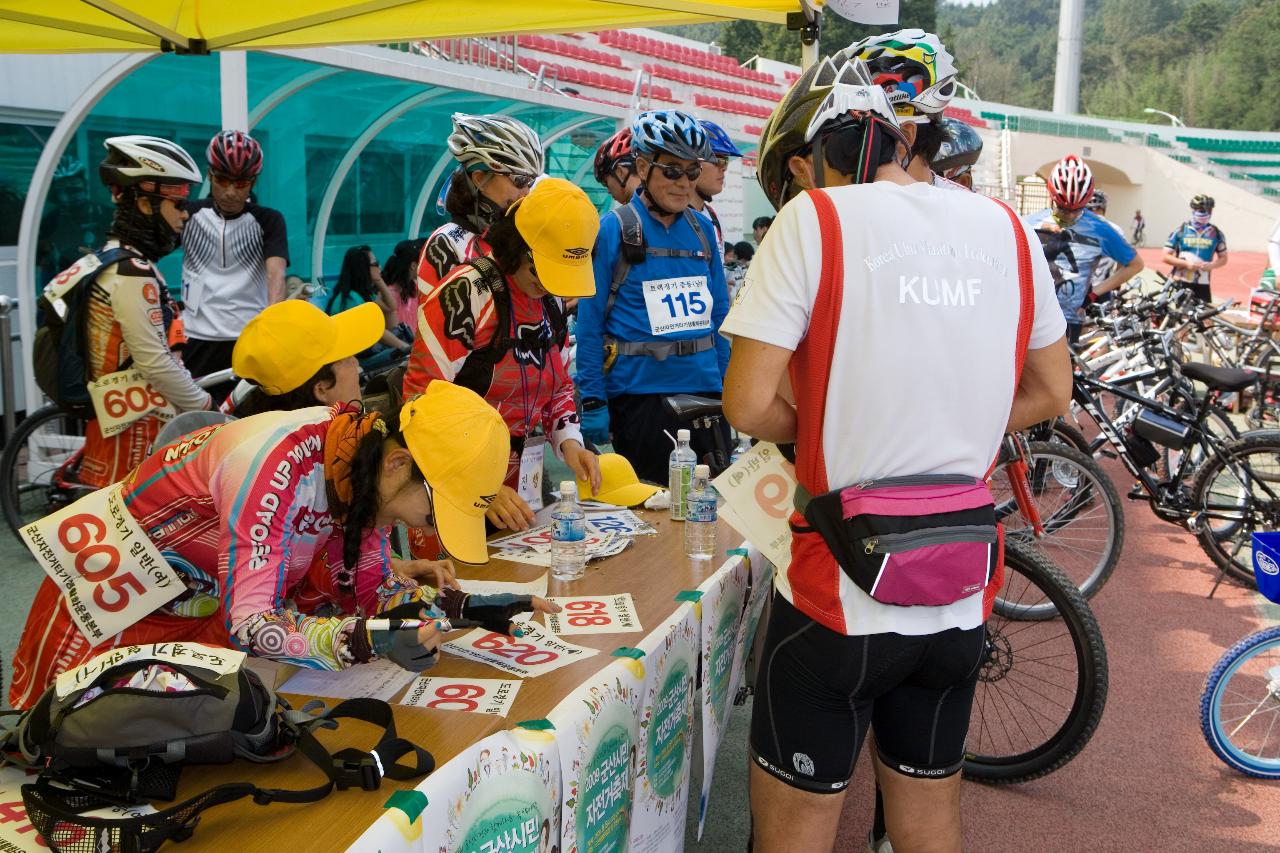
[551,480,587,581]
[685,464,717,561]
[669,428,696,521]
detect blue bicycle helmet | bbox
[699,120,744,159]
[631,110,713,162]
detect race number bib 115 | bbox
[19,484,184,642]
[88,369,175,437]
[642,276,713,336]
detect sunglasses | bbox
[506,172,537,189]
[420,480,437,528]
[704,156,730,170]
[211,174,254,190]
[648,160,702,182]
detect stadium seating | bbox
[517,34,625,69]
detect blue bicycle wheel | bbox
[1201,625,1280,779]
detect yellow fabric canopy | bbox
[0,1,801,54]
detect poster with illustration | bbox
[627,603,699,853]
[728,550,775,711]
[546,659,644,853]
[348,727,561,853]
[695,554,750,839]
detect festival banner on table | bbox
[711,442,797,572]
[347,727,561,853]
[547,659,644,853]
[695,553,750,839]
[443,621,598,678]
[628,604,699,853]
[544,594,642,636]
[728,551,774,710]
[400,676,522,716]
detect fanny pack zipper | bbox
[852,474,978,490]
[863,525,998,555]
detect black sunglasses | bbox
[649,161,702,182]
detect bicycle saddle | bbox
[663,394,723,421]
[1180,361,1257,392]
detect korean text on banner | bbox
[20,483,185,642]
[826,0,900,25]
[399,676,522,716]
[628,604,699,853]
[55,641,245,699]
[712,442,796,571]
[443,621,598,678]
[547,659,644,853]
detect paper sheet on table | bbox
[544,593,643,636]
[443,621,598,677]
[279,658,417,702]
[399,676,522,716]
[585,509,657,537]
[458,574,549,598]
[489,522,610,553]
[493,532,631,567]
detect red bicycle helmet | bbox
[593,127,634,185]
[1047,154,1094,211]
[207,130,263,180]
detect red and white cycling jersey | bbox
[10,406,429,708]
[415,222,490,295]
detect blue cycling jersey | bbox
[1165,221,1227,284]
[1024,208,1136,323]
[575,192,730,401]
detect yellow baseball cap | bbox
[401,381,509,564]
[514,177,599,298]
[576,453,660,507]
[233,300,383,395]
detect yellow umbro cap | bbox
[514,177,599,298]
[577,452,660,507]
[233,300,383,395]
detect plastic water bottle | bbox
[669,429,697,521]
[551,481,587,581]
[729,435,753,465]
[684,464,717,561]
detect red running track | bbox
[832,455,1280,851]
[1138,247,1269,305]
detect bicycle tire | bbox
[0,404,89,536]
[1200,625,1280,779]
[964,542,1109,784]
[1189,431,1280,585]
[992,441,1125,618]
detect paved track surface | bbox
[1138,247,1268,305]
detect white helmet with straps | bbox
[447,113,544,177]
[837,29,959,122]
[99,135,202,188]
[805,60,905,143]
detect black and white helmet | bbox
[99,135,202,189]
[447,113,544,177]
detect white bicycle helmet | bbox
[99,135,202,189]
[1048,154,1095,211]
[447,113,544,177]
[838,29,958,122]
[804,61,911,187]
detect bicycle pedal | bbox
[1126,482,1147,500]
[1097,449,1118,459]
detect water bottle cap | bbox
[560,481,577,494]
[677,429,691,441]
[694,464,710,478]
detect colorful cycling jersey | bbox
[76,241,211,487]
[1166,221,1227,285]
[576,193,731,401]
[1023,208,1137,323]
[404,262,581,453]
[416,222,491,294]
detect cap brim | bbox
[325,302,385,363]
[588,481,660,508]
[531,250,596,298]
[427,482,492,565]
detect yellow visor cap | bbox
[232,300,383,395]
[515,177,599,298]
[401,381,509,564]
[577,452,660,507]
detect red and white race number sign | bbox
[400,676,522,716]
[19,484,183,642]
[489,522,609,554]
[88,368,175,437]
[713,442,796,570]
[544,593,643,636]
[442,622,597,678]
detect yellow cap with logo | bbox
[515,177,599,298]
[576,452,660,507]
[401,381,509,564]
[233,300,383,395]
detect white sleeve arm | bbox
[114,278,212,412]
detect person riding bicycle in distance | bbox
[576,110,731,484]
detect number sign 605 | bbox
[56,513,145,611]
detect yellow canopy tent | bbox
[0,0,807,54]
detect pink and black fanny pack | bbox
[794,475,998,607]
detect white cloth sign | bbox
[399,676,522,716]
[55,641,245,699]
[712,442,796,571]
[443,621,598,678]
[458,574,549,598]
[642,275,712,335]
[827,0,900,25]
[20,483,185,642]
[279,658,417,702]
[517,436,546,512]
[544,593,643,636]
[87,368,175,437]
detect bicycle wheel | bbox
[1190,431,1280,585]
[0,404,90,536]
[1200,626,1280,779]
[992,441,1125,618]
[964,542,1108,784]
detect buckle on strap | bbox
[333,753,383,791]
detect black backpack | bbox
[33,247,141,413]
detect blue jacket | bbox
[1024,208,1136,323]
[576,192,731,400]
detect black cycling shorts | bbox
[749,593,986,793]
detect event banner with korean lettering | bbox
[547,659,644,853]
[628,604,699,853]
[696,554,749,839]
[729,553,775,711]
[348,727,561,853]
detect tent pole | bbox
[220,52,249,131]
